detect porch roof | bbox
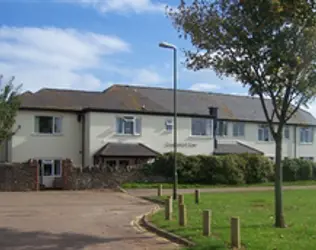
[214,142,263,155]
[94,142,160,158]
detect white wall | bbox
[11,110,82,165]
[86,112,214,166]
[218,122,316,159]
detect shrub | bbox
[180,155,202,183]
[282,158,313,181]
[240,154,274,184]
[212,155,245,185]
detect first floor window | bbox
[35,116,62,134]
[233,122,245,137]
[300,127,313,143]
[165,119,173,132]
[191,118,212,136]
[258,124,270,141]
[216,120,228,136]
[116,116,141,135]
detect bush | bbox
[282,158,314,181]
[214,155,245,185]
[143,152,316,185]
[240,154,274,184]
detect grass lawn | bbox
[122,180,316,189]
[150,189,316,250]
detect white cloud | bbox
[189,83,219,91]
[74,0,166,14]
[107,68,166,86]
[0,26,130,91]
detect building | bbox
[1,84,316,187]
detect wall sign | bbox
[164,142,197,148]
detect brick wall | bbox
[0,160,39,191]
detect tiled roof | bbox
[94,142,160,157]
[214,142,264,155]
[19,84,316,125]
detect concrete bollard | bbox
[195,189,200,204]
[158,184,163,197]
[231,217,241,249]
[165,196,173,220]
[179,204,187,226]
[178,194,184,206]
[203,210,211,236]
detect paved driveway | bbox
[0,190,177,250]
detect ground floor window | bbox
[38,159,62,177]
[300,157,314,161]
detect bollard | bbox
[179,204,187,226]
[178,194,184,206]
[231,217,241,249]
[158,184,163,197]
[195,189,200,204]
[203,210,211,236]
[165,196,173,220]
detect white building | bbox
[1,84,316,187]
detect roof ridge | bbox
[110,84,258,99]
[36,88,101,94]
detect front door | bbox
[39,160,62,188]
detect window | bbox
[165,119,173,132]
[191,118,212,136]
[258,125,270,141]
[300,157,314,161]
[284,126,290,139]
[300,127,313,143]
[35,116,62,134]
[116,116,141,135]
[233,122,245,137]
[216,121,228,136]
[39,159,62,177]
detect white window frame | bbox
[300,127,313,144]
[165,119,173,132]
[216,120,228,136]
[116,116,141,136]
[39,159,62,177]
[258,124,272,142]
[191,118,212,137]
[35,116,62,135]
[232,122,245,137]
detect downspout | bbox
[294,125,297,158]
[81,113,85,168]
[209,107,219,152]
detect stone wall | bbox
[61,159,167,190]
[0,160,38,191]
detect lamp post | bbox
[159,42,178,200]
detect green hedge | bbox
[282,158,315,181]
[145,152,274,185]
[145,153,316,185]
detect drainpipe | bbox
[209,107,219,151]
[81,113,85,168]
[294,125,297,158]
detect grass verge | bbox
[150,189,316,250]
[122,180,316,189]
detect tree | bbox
[168,0,316,228]
[0,75,21,145]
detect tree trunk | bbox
[274,136,286,228]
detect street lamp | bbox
[159,41,178,201]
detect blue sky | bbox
[1,0,315,115]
